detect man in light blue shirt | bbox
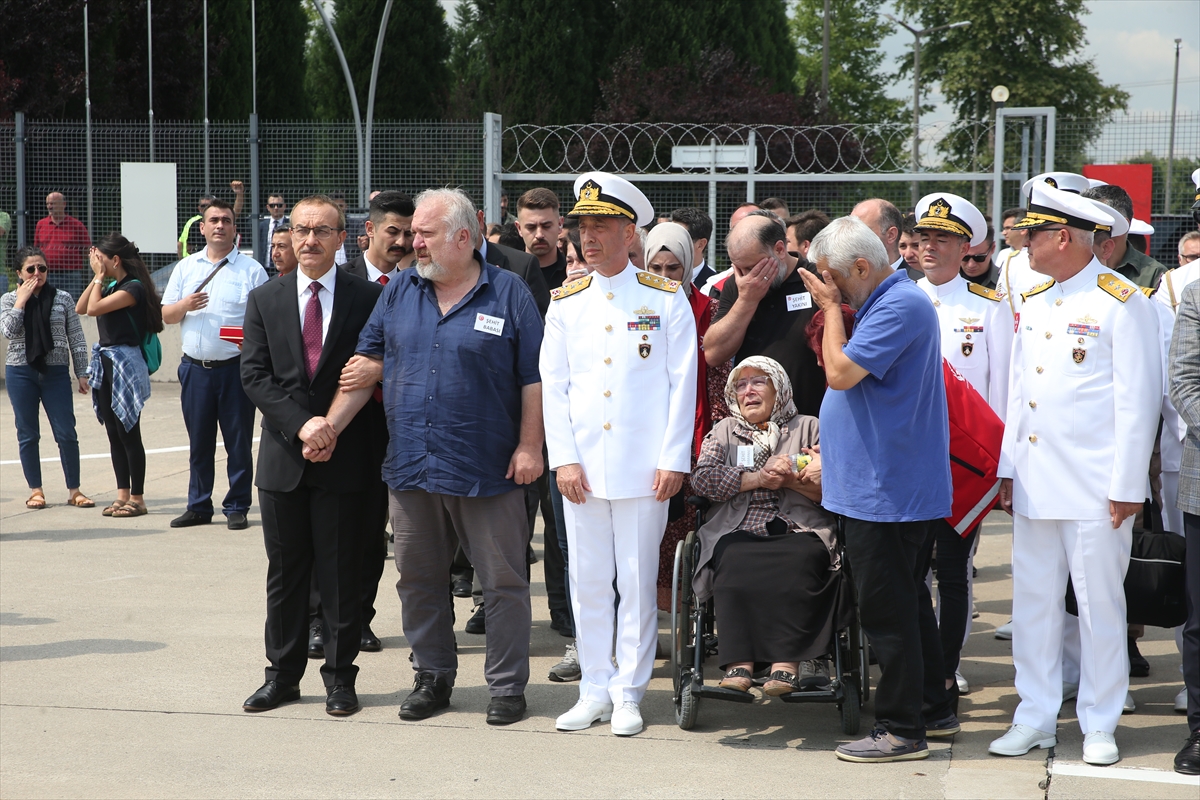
[162,198,268,529]
[800,216,955,764]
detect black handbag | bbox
[1066,500,1187,629]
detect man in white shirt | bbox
[161,198,268,529]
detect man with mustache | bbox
[703,211,826,417]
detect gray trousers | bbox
[390,488,531,695]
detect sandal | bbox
[111,501,147,518]
[102,500,127,517]
[763,670,801,697]
[718,667,754,692]
[67,492,95,508]
[26,490,47,509]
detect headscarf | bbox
[643,222,694,289]
[724,356,797,469]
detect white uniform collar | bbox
[1056,256,1104,296]
[932,273,964,298]
[592,261,637,290]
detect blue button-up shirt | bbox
[356,258,543,497]
[162,248,268,360]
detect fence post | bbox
[708,138,717,263]
[14,112,26,249]
[483,112,503,224]
[249,113,261,263]
[991,109,1006,247]
[1043,107,1056,173]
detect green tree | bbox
[306,0,451,121]
[206,0,253,119]
[256,0,310,119]
[891,0,1128,166]
[789,0,906,124]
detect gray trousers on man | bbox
[390,487,531,695]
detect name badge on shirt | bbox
[785,292,812,312]
[474,313,505,336]
[736,446,756,467]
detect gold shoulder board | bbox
[1021,279,1055,301]
[551,274,592,301]
[1098,273,1136,303]
[1139,286,1155,298]
[636,271,680,293]
[967,282,1001,302]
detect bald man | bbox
[852,198,918,280]
[33,192,92,297]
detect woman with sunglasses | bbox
[76,234,164,518]
[2,246,94,509]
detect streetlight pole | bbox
[310,0,366,207]
[84,1,93,234]
[885,15,971,207]
[147,0,154,161]
[1166,38,1182,214]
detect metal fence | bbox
[2,111,1195,284]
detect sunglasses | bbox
[267,203,284,209]
[22,264,48,274]
[961,253,991,263]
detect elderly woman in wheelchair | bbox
[690,356,841,696]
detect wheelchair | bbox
[669,497,868,735]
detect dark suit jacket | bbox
[341,254,374,282]
[482,241,551,318]
[257,216,288,266]
[241,268,383,493]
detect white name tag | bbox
[786,292,812,312]
[736,446,756,467]
[474,313,505,336]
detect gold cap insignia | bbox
[579,180,601,203]
[1045,177,1059,189]
[929,198,951,219]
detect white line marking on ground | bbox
[0,438,260,466]
[1050,760,1200,786]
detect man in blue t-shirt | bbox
[800,216,955,764]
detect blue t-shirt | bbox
[819,271,952,522]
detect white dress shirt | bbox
[162,247,268,360]
[295,267,337,344]
[362,252,395,284]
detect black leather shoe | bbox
[170,510,212,528]
[326,685,360,716]
[1176,730,1200,775]
[486,694,527,725]
[227,512,249,530]
[308,621,324,659]
[465,604,486,634]
[360,624,382,652]
[1129,636,1150,677]
[243,681,300,712]
[451,578,473,598]
[398,671,452,720]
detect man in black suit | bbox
[240,195,383,717]
[257,194,288,269]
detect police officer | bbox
[541,172,697,736]
[990,183,1161,766]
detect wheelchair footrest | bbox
[776,686,842,703]
[694,684,756,704]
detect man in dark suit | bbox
[304,190,414,656]
[240,195,383,717]
[257,194,288,269]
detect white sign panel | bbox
[120,162,178,253]
[670,145,755,169]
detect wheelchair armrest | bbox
[686,496,712,513]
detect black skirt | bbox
[712,528,840,667]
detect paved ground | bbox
[1,384,1197,798]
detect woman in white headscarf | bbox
[645,222,732,610]
[690,356,843,696]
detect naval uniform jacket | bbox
[998,257,1161,520]
[541,264,698,500]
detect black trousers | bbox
[933,520,979,678]
[531,468,569,621]
[260,482,367,689]
[843,517,951,740]
[1183,513,1200,732]
[95,355,145,495]
[310,475,388,627]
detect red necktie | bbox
[373,275,388,402]
[377,274,389,286]
[302,283,323,381]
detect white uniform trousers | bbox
[564,494,668,705]
[1012,514,1132,734]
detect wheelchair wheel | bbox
[676,679,699,730]
[672,532,699,729]
[839,682,861,736]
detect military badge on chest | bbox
[638,342,651,359]
[1072,347,1086,364]
[961,342,974,357]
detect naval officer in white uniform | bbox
[542,172,697,736]
[990,183,1161,766]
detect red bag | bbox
[943,359,1004,536]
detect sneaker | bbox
[611,701,643,736]
[994,619,1013,640]
[955,671,970,694]
[799,659,831,689]
[989,724,1056,756]
[972,602,980,620]
[1082,731,1119,765]
[555,698,613,731]
[836,729,929,763]
[926,712,960,739]
[548,642,581,682]
[1123,691,1136,714]
[1176,686,1189,714]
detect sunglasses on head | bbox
[961,253,990,263]
[23,264,48,274]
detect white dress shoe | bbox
[611,701,643,736]
[1082,731,1119,765]
[994,619,1013,640]
[1122,691,1136,714]
[1062,682,1078,702]
[989,724,1057,756]
[555,699,613,731]
[1176,686,1189,713]
[955,671,970,694]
